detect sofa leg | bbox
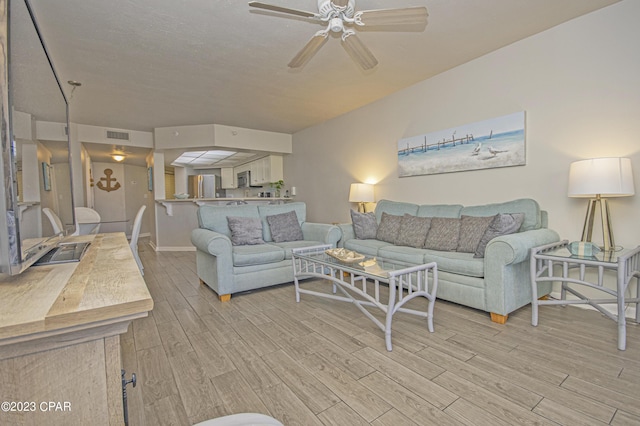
[490,312,508,324]
[219,294,231,302]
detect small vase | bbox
[275,189,281,198]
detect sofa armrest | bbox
[301,222,342,247]
[337,223,355,248]
[191,228,233,255]
[485,228,560,266]
[484,228,560,317]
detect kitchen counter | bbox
[158,197,291,202]
[156,197,293,216]
[0,232,153,425]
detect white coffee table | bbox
[292,245,438,351]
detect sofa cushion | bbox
[376,212,403,244]
[424,217,460,251]
[258,202,306,242]
[267,211,304,243]
[227,216,265,246]
[461,198,540,231]
[344,239,389,257]
[374,199,419,224]
[232,244,285,267]
[396,214,432,248]
[474,213,525,258]
[271,240,327,259]
[198,204,260,236]
[457,215,496,253]
[424,250,485,278]
[350,210,378,239]
[378,245,429,265]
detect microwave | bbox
[237,170,251,188]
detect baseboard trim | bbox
[548,291,638,320]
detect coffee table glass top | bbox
[294,249,414,280]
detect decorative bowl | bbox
[325,248,365,263]
[173,193,189,199]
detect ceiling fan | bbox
[248,0,428,70]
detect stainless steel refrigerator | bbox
[188,175,225,198]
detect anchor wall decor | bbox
[97,168,121,192]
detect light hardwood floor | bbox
[121,242,640,425]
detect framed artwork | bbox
[147,167,153,191]
[398,111,526,176]
[42,162,51,191]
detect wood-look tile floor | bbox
[122,243,640,425]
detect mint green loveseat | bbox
[339,198,560,323]
[191,202,341,301]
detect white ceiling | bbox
[24,0,619,145]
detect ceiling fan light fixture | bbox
[112,154,126,162]
[329,17,343,32]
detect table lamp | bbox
[568,157,634,251]
[349,183,375,213]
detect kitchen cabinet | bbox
[220,167,236,189]
[249,155,283,185]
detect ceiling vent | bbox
[106,130,130,141]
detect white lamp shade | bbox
[349,183,375,203]
[568,157,635,198]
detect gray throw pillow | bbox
[350,209,378,239]
[424,217,461,251]
[267,210,304,243]
[376,212,403,244]
[396,214,432,248]
[227,216,265,246]
[457,215,497,253]
[474,213,525,258]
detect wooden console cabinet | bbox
[0,233,153,425]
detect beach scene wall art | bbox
[398,111,526,177]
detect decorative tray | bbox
[325,248,365,263]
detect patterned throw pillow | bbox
[267,210,304,243]
[474,213,525,258]
[457,215,497,253]
[376,212,403,244]
[350,210,378,239]
[424,217,461,251]
[396,214,432,248]
[227,216,265,246]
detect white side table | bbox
[530,240,640,350]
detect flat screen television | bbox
[0,0,76,275]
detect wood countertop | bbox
[0,233,153,343]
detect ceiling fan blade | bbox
[342,32,378,70]
[357,6,428,26]
[331,0,349,7]
[288,33,328,68]
[248,1,317,18]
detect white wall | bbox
[287,0,640,249]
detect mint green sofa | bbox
[339,198,560,323]
[191,202,341,301]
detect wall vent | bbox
[106,130,130,141]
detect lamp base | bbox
[580,196,615,252]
